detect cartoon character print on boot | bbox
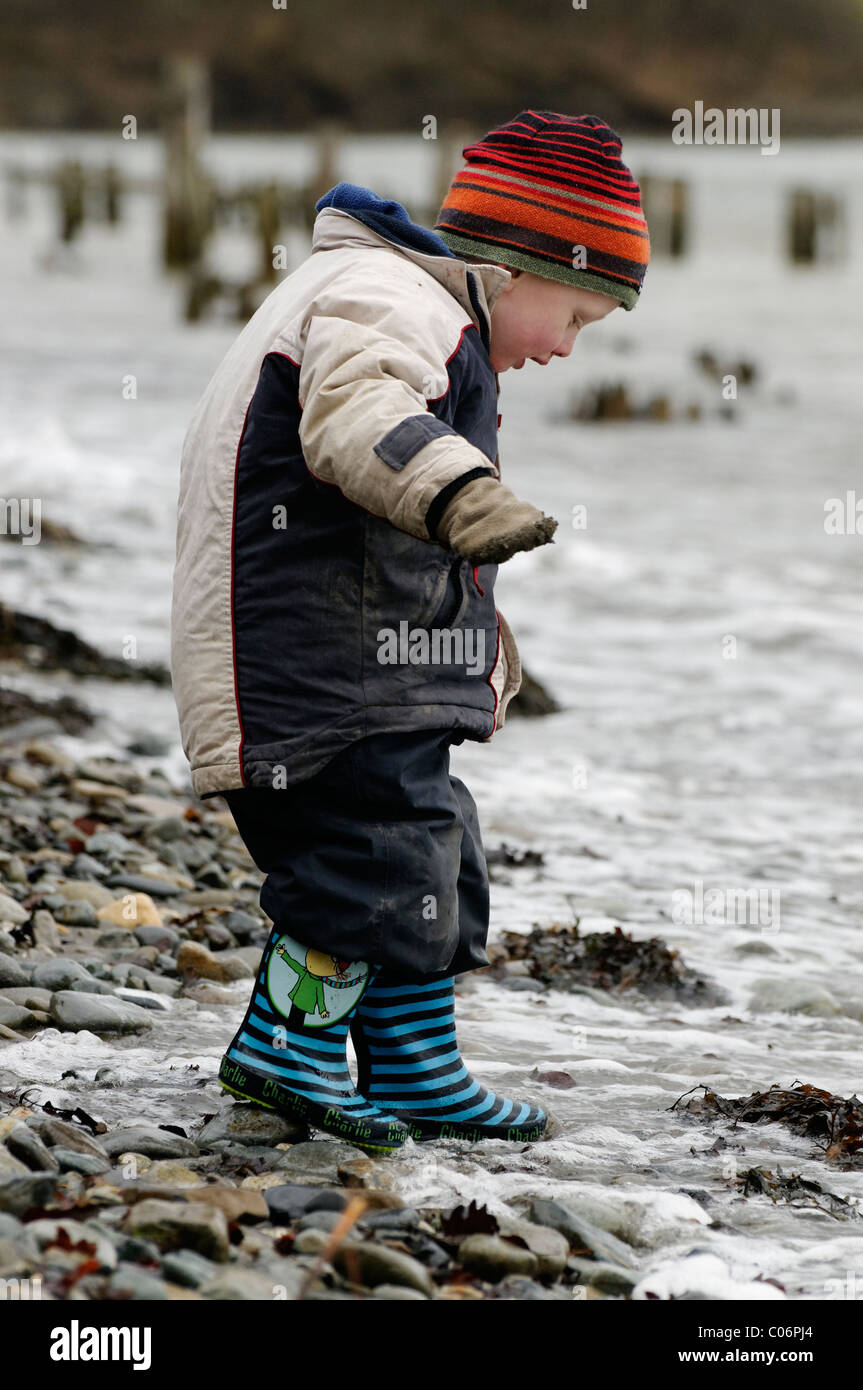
[267,932,370,1028]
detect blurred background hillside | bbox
[4,0,863,134]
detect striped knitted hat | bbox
[434,110,649,310]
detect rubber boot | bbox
[219,928,409,1154]
[351,974,547,1142]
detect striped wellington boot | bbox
[351,974,547,1142]
[218,928,409,1154]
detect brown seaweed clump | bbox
[498,922,725,1004]
[673,1082,863,1164]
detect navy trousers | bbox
[222,730,490,981]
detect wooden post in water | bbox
[302,121,343,230]
[57,159,85,242]
[432,122,472,223]
[161,56,211,269]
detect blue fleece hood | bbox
[315,182,457,262]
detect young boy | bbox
[170,110,649,1153]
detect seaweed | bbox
[498,921,724,1003]
[672,1082,863,1163]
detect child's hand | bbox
[435,475,558,565]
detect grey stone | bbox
[124,1198,229,1262]
[333,1241,436,1297]
[114,987,173,1012]
[51,1147,111,1176]
[0,1002,41,1031]
[457,1233,539,1283]
[105,1264,170,1300]
[0,1236,37,1279]
[196,1104,306,1151]
[101,1127,199,1160]
[0,1173,60,1216]
[0,893,29,925]
[35,1117,110,1160]
[104,874,180,899]
[161,1248,218,1288]
[85,830,138,858]
[0,956,30,989]
[495,1275,573,1300]
[567,1256,638,1293]
[5,1123,60,1173]
[31,909,61,950]
[68,853,111,879]
[199,1268,283,1299]
[0,987,52,1010]
[0,1145,30,1179]
[50,990,154,1034]
[134,924,180,951]
[371,1283,429,1300]
[295,1209,345,1234]
[268,1140,367,1186]
[31,959,95,991]
[748,978,842,1017]
[264,1184,347,1223]
[53,900,99,928]
[529,1198,639,1270]
[496,1215,569,1281]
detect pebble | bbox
[114,987,173,1011]
[106,1265,170,1300]
[196,1104,306,1150]
[567,1256,638,1293]
[104,874,183,899]
[747,978,842,1017]
[267,1140,371,1187]
[161,1248,219,1288]
[53,899,99,927]
[4,1123,60,1173]
[333,1240,436,1297]
[100,1127,199,1160]
[457,1233,539,1283]
[0,1002,41,1031]
[529,1198,640,1270]
[26,1217,118,1271]
[264,1184,348,1223]
[31,958,97,990]
[371,1283,429,1300]
[496,1215,570,1281]
[124,1198,229,1262]
[198,1268,282,1299]
[0,893,29,925]
[50,990,155,1033]
[52,879,115,908]
[51,1147,111,1176]
[0,956,30,989]
[176,940,252,982]
[35,1118,111,1160]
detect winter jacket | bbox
[170,182,524,800]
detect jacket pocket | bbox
[427,557,470,632]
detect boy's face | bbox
[488,269,620,373]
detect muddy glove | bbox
[434,474,558,565]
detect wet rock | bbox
[196,1104,306,1150]
[124,1198,229,1262]
[0,1145,31,1179]
[53,899,100,927]
[494,1275,573,1300]
[0,892,29,925]
[104,874,181,899]
[134,924,180,951]
[31,909,62,949]
[198,1267,282,1299]
[51,1147,111,1176]
[295,1208,345,1234]
[106,1264,170,1300]
[496,1215,569,1281]
[161,1248,218,1288]
[264,1184,348,1223]
[567,1256,638,1293]
[333,1240,436,1297]
[31,959,98,991]
[176,1186,268,1223]
[371,1283,428,1300]
[0,1173,61,1216]
[0,956,30,988]
[27,1216,118,1271]
[747,978,841,1017]
[176,940,252,982]
[50,990,155,1033]
[0,986,53,1010]
[142,1160,203,1186]
[0,1002,41,1031]
[267,1140,368,1187]
[101,1127,199,1160]
[529,1198,639,1269]
[114,987,173,1011]
[5,1123,61,1172]
[457,1233,539,1283]
[36,1117,110,1160]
